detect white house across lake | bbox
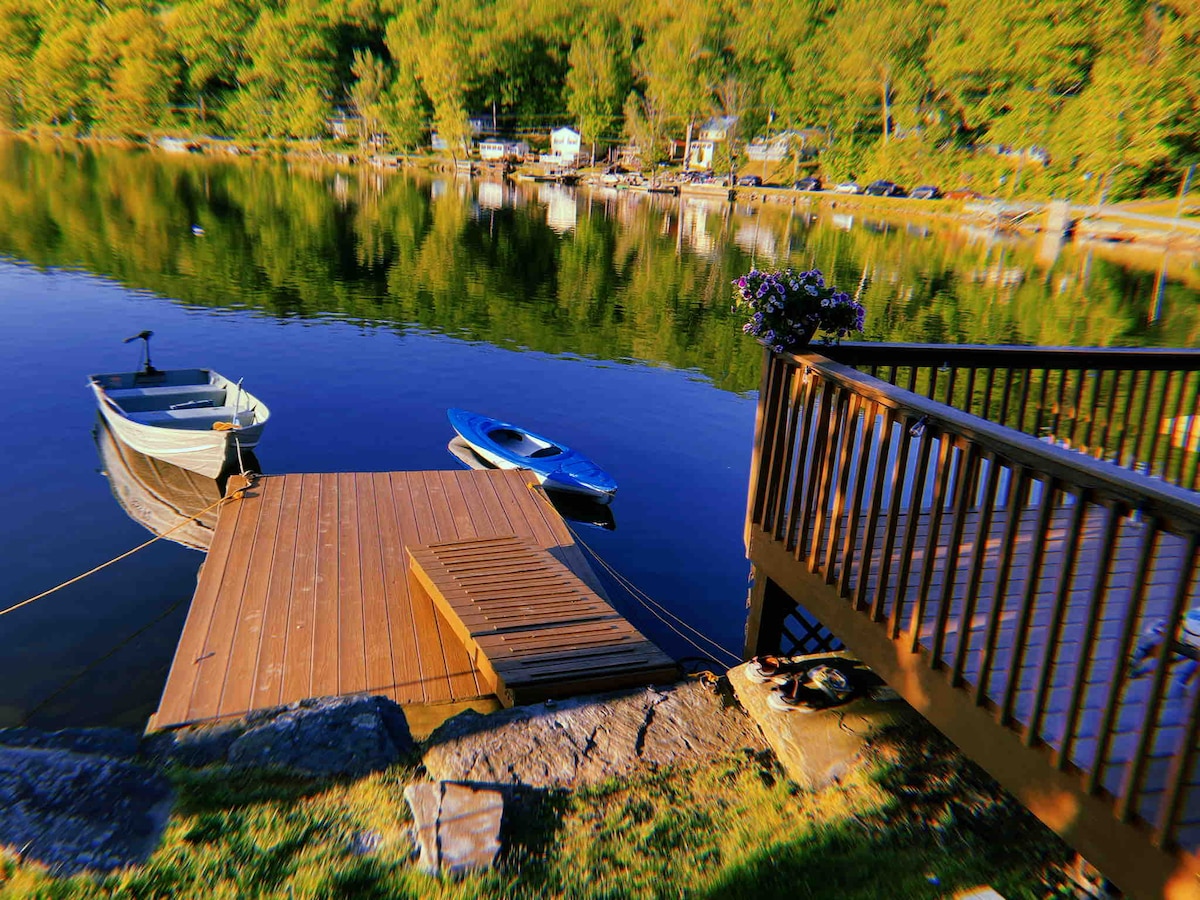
[540,127,582,165]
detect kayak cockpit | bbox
[488,427,564,460]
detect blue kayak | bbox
[446,408,618,504]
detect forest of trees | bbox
[0,0,1197,199]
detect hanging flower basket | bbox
[732,267,865,351]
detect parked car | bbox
[945,187,982,201]
[833,181,863,194]
[865,180,905,197]
[736,174,763,187]
[793,176,822,192]
[910,185,941,200]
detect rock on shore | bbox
[422,679,768,788]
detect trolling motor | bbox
[124,330,162,377]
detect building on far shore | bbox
[745,129,826,162]
[479,139,528,162]
[539,127,583,166]
[686,116,738,170]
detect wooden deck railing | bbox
[816,343,1200,492]
[745,346,1200,898]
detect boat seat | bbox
[128,407,253,431]
[107,385,227,413]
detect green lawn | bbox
[0,726,1071,899]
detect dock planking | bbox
[149,468,635,731]
[407,535,678,707]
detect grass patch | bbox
[0,731,1070,899]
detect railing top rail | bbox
[784,350,1200,531]
[817,342,1200,371]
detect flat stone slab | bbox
[404,782,503,875]
[422,679,767,788]
[0,747,173,875]
[728,652,915,790]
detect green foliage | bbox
[0,0,1196,196]
[565,15,632,151]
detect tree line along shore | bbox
[1,0,1198,205]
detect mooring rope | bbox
[524,482,743,667]
[0,489,240,619]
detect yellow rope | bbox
[0,492,234,619]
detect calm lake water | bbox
[1,136,1197,729]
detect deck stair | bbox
[407,535,678,706]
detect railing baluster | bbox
[1067,368,1086,449]
[750,353,790,529]
[810,388,853,574]
[825,393,863,584]
[1082,370,1101,455]
[1056,503,1122,772]
[891,427,934,641]
[1086,521,1160,797]
[873,416,914,629]
[981,368,997,422]
[999,477,1060,729]
[1052,366,1070,442]
[997,369,1015,429]
[905,365,918,392]
[1033,367,1051,438]
[795,382,836,562]
[861,410,899,617]
[910,430,956,653]
[1134,371,1159,474]
[944,366,958,410]
[783,371,822,553]
[964,367,978,417]
[1117,535,1199,826]
[974,466,1032,708]
[1025,488,1088,746]
[767,367,808,542]
[1170,372,1198,487]
[840,399,877,604]
[1144,370,1173,480]
[1097,369,1121,461]
[1016,366,1032,435]
[952,451,1002,688]
[760,362,802,538]
[931,441,979,667]
[1115,369,1142,469]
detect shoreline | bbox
[5,128,1199,260]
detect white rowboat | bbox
[89,366,269,479]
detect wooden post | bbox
[743,568,796,658]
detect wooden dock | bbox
[149,468,673,732]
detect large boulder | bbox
[422,680,767,788]
[226,695,414,777]
[0,746,173,876]
[153,694,416,777]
